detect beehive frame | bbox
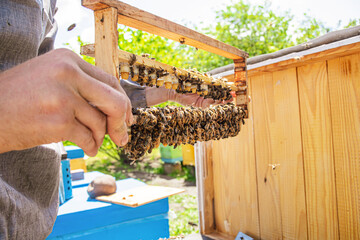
[80,0,249,115]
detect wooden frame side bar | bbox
[94,7,119,77]
[82,0,248,60]
[234,58,248,116]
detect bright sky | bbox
[54,0,360,51]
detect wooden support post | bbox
[94,7,119,78]
[234,58,248,117]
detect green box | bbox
[160,144,183,163]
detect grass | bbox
[86,152,128,179]
[169,194,199,236]
[169,165,196,183]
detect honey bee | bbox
[123,103,246,160]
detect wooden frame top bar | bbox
[82,0,248,60]
[81,44,238,90]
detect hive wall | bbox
[197,45,360,240]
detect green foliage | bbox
[188,0,296,71]
[154,101,183,108]
[99,135,122,161]
[216,1,295,55]
[62,140,75,146]
[117,27,192,69]
[295,14,330,44]
[169,165,196,182]
[182,0,360,71]
[343,18,360,29]
[86,152,128,180]
[169,194,199,236]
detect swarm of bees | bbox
[123,103,246,160]
[119,55,233,101]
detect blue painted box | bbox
[64,146,85,160]
[61,160,73,201]
[48,175,170,240]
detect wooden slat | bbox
[328,53,360,239]
[82,0,248,60]
[211,78,260,239]
[205,232,234,240]
[247,42,360,77]
[96,185,184,207]
[81,44,239,90]
[297,61,339,239]
[94,7,119,77]
[195,141,215,234]
[251,69,307,239]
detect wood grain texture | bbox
[96,185,184,207]
[211,81,260,239]
[82,0,247,59]
[80,44,239,90]
[205,231,234,240]
[251,68,307,239]
[195,141,215,234]
[328,53,360,239]
[94,7,119,78]
[247,42,360,77]
[297,61,339,239]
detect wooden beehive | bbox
[196,28,360,239]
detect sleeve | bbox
[120,79,147,108]
[38,0,58,55]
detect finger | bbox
[73,94,107,149]
[68,119,98,157]
[74,72,131,146]
[108,119,128,146]
[76,59,124,92]
[76,61,133,126]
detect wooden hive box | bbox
[195,26,360,240]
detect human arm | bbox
[145,87,230,107]
[0,48,133,156]
[120,79,229,108]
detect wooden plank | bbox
[211,78,260,239]
[94,7,119,78]
[328,53,360,239]
[81,44,239,90]
[195,141,215,234]
[96,185,184,207]
[82,0,248,59]
[247,42,360,77]
[251,69,307,239]
[212,41,360,81]
[297,61,339,239]
[205,232,234,240]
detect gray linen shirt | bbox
[0,1,146,239]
